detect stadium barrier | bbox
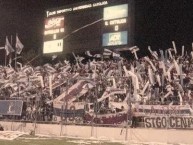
[0,120,193,144]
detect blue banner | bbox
[0,100,23,116]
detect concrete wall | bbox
[0,121,192,144]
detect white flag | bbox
[103,48,112,56]
[85,51,93,57]
[15,35,24,54]
[5,36,14,56]
[172,41,177,54]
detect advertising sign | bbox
[102,31,128,46]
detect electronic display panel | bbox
[43,39,63,53]
[103,4,128,20]
[102,31,128,46]
[102,3,128,47]
[43,16,64,54]
[43,0,133,55]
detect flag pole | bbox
[10,35,13,66]
[15,51,17,70]
[5,36,7,66]
[4,49,7,66]
[15,34,17,70]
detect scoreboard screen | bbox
[103,4,128,46]
[103,4,128,20]
[43,16,64,53]
[43,0,133,54]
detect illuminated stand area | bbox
[43,0,133,55]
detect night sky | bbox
[0,0,193,56]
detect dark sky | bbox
[0,0,193,55]
[135,0,193,53]
[0,0,88,51]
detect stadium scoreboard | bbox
[43,0,134,54]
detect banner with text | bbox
[134,105,193,116]
[144,116,193,129]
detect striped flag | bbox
[17,73,28,83]
[33,70,42,76]
[44,64,56,74]
[5,67,15,78]
[15,35,24,54]
[98,88,126,102]
[94,54,102,58]
[103,48,112,56]
[112,51,121,60]
[21,65,33,75]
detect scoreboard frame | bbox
[42,0,134,56]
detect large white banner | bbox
[134,104,193,116]
[0,131,25,140]
[134,105,193,129]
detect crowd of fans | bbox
[0,45,193,123]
